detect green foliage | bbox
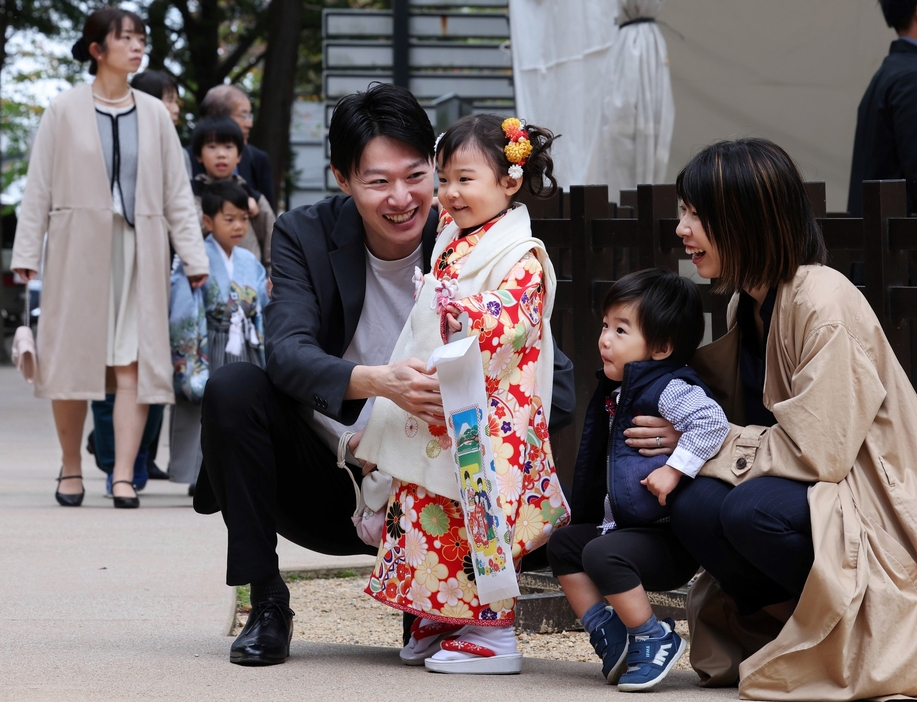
[0,0,84,71]
[1,34,83,212]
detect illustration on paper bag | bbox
[452,406,507,576]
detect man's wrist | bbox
[346,364,384,401]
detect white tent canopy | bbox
[511,0,674,199]
[511,0,895,211]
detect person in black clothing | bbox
[189,85,275,210]
[194,83,577,667]
[847,0,917,217]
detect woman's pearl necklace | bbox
[92,87,133,104]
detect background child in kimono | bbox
[190,115,275,277]
[169,181,268,489]
[547,269,729,691]
[359,115,570,675]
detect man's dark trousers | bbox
[196,362,375,586]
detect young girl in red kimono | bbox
[362,115,571,674]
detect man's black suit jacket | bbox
[188,142,275,210]
[848,39,917,216]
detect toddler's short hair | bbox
[200,181,250,219]
[602,268,704,366]
[191,115,244,158]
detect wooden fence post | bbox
[863,179,910,378]
[563,185,611,485]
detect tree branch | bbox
[215,11,269,85]
[227,49,266,85]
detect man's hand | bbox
[348,358,444,426]
[641,465,683,506]
[624,415,682,456]
[347,429,377,476]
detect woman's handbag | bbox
[11,285,37,384]
[338,431,392,547]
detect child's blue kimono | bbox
[168,234,268,483]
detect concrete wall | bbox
[659,1,897,212]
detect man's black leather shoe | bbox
[230,598,295,666]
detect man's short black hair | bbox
[200,180,250,219]
[880,0,917,32]
[191,115,244,158]
[602,268,705,367]
[328,82,435,180]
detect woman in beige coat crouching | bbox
[12,7,208,508]
[664,138,917,700]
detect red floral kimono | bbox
[365,210,570,626]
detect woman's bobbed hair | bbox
[675,138,826,294]
[436,114,559,199]
[74,7,146,76]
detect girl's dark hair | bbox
[880,0,917,31]
[675,138,827,295]
[130,70,178,101]
[329,82,435,179]
[191,116,244,158]
[75,7,146,76]
[602,268,705,367]
[200,181,250,218]
[436,114,558,199]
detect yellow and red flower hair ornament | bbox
[502,117,532,180]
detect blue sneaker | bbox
[617,617,686,692]
[588,607,628,684]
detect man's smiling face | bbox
[333,136,435,261]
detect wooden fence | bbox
[520,180,917,485]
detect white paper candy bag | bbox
[428,335,520,604]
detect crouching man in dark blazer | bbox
[194,83,576,666]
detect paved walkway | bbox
[0,366,739,701]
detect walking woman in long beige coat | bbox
[12,7,208,508]
[658,138,917,700]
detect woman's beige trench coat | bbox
[11,84,208,404]
[689,265,917,701]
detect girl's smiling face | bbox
[437,146,521,230]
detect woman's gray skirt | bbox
[169,322,262,484]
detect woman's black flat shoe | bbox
[111,480,140,509]
[55,469,84,507]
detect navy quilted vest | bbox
[610,360,713,527]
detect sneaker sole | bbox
[424,653,523,675]
[617,637,686,692]
[605,645,628,684]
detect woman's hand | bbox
[347,429,377,476]
[188,274,208,289]
[13,268,37,282]
[624,415,681,456]
[444,303,463,335]
[248,197,260,217]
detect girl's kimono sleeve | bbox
[169,257,210,401]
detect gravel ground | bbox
[233,571,693,672]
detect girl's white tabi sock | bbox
[429,623,518,661]
[406,618,455,656]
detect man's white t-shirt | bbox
[308,242,423,455]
